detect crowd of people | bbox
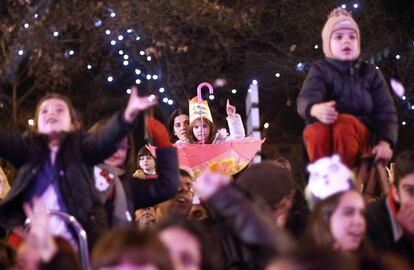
[0,6,413,270]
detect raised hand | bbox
[310,100,338,124]
[18,198,57,262]
[123,86,158,123]
[193,169,231,200]
[226,99,236,117]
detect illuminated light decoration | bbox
[24,23,29,29]
[402,121,407,126]
[209,94,215,100]
[146,56,152,61]
[353,3,359,8]
[402,96,407,100]
[127,29,133,33]
[110,40,116,45]
[94,19,102,27]
[395,54,401,60]
[411,105,414,110]
[135,36,141,41]
[18,49,24,55]
[123,60,129,66]
[86,64,92,69]
[296,62,305,72]
[69,50,74,55]
[275,73,281,78]
[53,31,59,37]
[107,76,114,82]
[162,97,168,103]
[123,55,129,60]
[28,119,35,126]
[252,80,258,85]
[139,50,145,55]
[375,66,379,69]
[34,13,39,18]
[126,88,132,94]
[118,50,124,55]
[314,44,319,49]
[135,79,141,84]
[264,122,270,129]
[146,74,152,80]
[135,69,141,75]
[159,87,165,93]
[117,35,124,41]
[105,29,111,35]
[232,89,237,94]
[152,75,158,80]
[248,88,252,93]
[110,12,116,18]
[168,99,174,105]
[341,4,346,9]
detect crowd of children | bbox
[0,6,413,270]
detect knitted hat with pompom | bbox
[322,7,360,59]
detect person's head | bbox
[92,227,173,270]
[188,118,215,144]
[89,119,135,169]
[237,161,295,227]
[168,109,190,143]
[273,156,293,171]
[137,147,156,174]
[305,190,366,253]
[322,7,360,61]
[34,93,81,135]
[187,203,210,221]
[393,151,414,208]
[104,136,130,168]
[135,206,158,231]
[156,215,222,270]
[157,169,194,218]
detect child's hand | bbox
[372,140,393,162]
[310,101,338,124]
[16,198,57,262]
[193,170,231,200]
[226,99,236,117]
[124,86,158,123]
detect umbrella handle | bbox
[197,82,214,102]
[196,82,214,144]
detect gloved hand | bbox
[147,117,172,147]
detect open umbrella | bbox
[148,137,264,176]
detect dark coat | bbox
[120,147,179,215]
[297,58,398,147]
[0,112,177,247]
[208,186,294,270]
[366,197,414,266]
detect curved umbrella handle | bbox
[197,82,214,102]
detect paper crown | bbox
[305,155,355,208]
[189,96,213,125]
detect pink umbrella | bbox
[148,137,264,176]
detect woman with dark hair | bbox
[155,214,223,270]
[168,109,190,145]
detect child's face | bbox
[192,118,211,143]
[330,29,359,61]
[139,155,156,173]
[37,98,73,135]
[173,114,190,142]
[329,191,366,252]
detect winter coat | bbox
[297,58,398,147]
